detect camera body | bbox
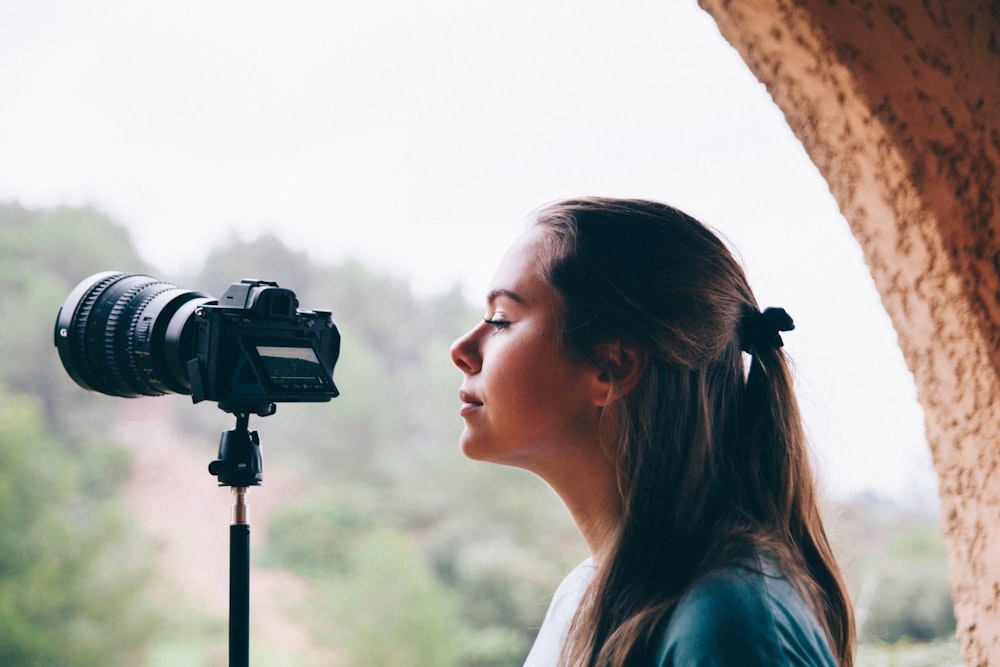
[188,279,340,412]
[54,272,340,414]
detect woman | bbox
[450,197,855,666]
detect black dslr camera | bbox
[54,272,340,415]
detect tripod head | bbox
[208,408,269,488]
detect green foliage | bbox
[177,232,314,298]
[0,390,155,666]
[0,201,150,287]
[856,636,962,667]
[0,201,167,664]
[860,525,956,643]
[827,496,957,645]
[0,201,150,443]
[314,529,460,667]
[260,490,371,576]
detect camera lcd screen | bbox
[255,345,330,390]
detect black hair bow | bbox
[740,307,794,353]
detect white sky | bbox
[0,0,936,505]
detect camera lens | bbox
[54,272,212,398]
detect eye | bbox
[483,317,511,331]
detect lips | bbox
[459,390,483,415]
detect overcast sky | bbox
[0,0,936,505]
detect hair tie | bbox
[740,307,794,353]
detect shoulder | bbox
[651,563,837,667]
[522,559,594,667]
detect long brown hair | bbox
[533,198,855,666]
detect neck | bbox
[536,448,623,560]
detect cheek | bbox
[498,348,592,423]
[489,347,542,407]
[497,338,561,391]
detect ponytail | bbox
[741,324,856,666]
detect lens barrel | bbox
[54,272,212,398]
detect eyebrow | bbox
[486,288,525,305]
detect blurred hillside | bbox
[0,202,958,665]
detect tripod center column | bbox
[232,487,248,525]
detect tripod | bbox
[207,404,272,667]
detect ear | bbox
[591,341,647,407]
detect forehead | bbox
[489,226,548,291]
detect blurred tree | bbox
[0,201,150,442]
[859,524,956,642]
[318,528,460,667]
[0,202,165,664]
[826,495,956,645]
[0,389,155,666]
[178,232,316,297]
[0,202,151,287]
[260,489,371,577]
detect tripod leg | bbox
[230,488,250,667]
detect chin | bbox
[459,436,493,462]
[459,431,508,464]
[461,437,538,474]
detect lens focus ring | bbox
[54,272,208,398]
[68,272,125,392]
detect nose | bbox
[450,326,482,374]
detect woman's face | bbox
[449,226,606,470]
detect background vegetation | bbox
[0,202,959,665]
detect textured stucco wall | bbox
[696,1,1000,664]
